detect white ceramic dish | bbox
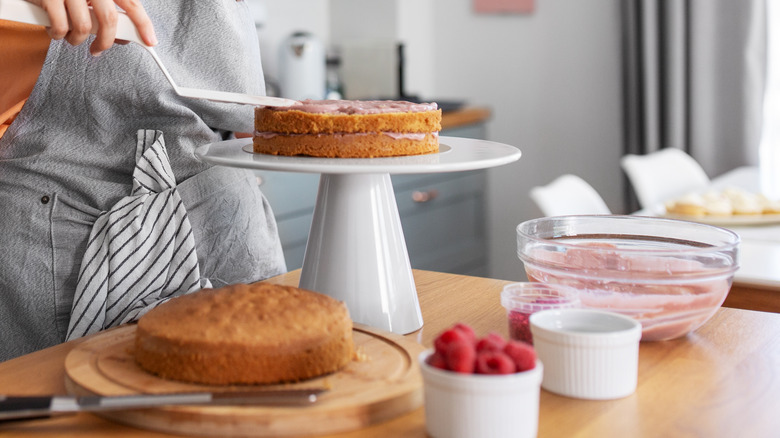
[419,350,542,438]
[530,308,641,400]
[662,211,780,226]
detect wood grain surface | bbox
[63,323,424,437]
[2,270,780,437]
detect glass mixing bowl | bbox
[516,215,740,341]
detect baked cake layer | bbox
[253,132,439,158]
[255,106,442,135]
[134,283,354,385]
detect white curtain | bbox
[760,0,780,199]
[621,0,767,210]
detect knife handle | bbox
[0,396,53,421]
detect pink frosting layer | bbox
[277,99,438,114]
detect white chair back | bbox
[620,148,710,209]
[530,174,611,216]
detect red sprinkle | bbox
[508,310,534,345]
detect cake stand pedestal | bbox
[196,136,521,334]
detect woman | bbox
[0,0,286,361]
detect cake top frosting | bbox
[278,99,438,114]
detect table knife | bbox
[0,388,325,421]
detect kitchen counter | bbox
[2,269,779,437]
[440,106,491,130]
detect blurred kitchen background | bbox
[245,0,769,282]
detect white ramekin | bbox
[530,308,641,400]
[419,350,543,438]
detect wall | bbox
[329,0,436,99]
[251,0,625,281]
[430,0,624,280]
[250,0,331,92]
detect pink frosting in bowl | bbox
[516,215,739,342]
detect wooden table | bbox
[2,270,780,437]
[723,283,780,313]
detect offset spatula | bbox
[0,0,298,107]
[0,389,325,421]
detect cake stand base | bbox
[299,173,423,335]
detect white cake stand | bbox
[195,136,522,335]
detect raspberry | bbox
[452,322,477,344]
[445,338,476,373]
[475,332,506,352]
[434,327,473,355]
[426,352,448,370]
[503,340,537,372]
[475,350,516,375]
[432,323,537,375]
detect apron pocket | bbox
[50,193,101,339]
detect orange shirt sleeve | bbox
[0,20,50,138]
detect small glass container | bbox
[500,282,580,345]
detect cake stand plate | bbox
[196,136,521,334]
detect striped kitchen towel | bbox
[66,130,211,340]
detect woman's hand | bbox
[27,0,157,56]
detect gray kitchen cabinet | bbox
[256,112,489,276]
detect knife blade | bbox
[0,388,325,421]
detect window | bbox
[760,0,780,199]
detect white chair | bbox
[620,148,710,209]
[530,174,611,216]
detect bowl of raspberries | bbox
[419,323,542,438]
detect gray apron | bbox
[0,0,286,361]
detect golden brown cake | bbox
[253,99,442,158]
[760,195,780,214]
[134,283,354,385]
[665,200,706,216]
[664,188,780,218]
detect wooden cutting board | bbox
[64,324,425,437]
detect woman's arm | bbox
[26,0,157,55]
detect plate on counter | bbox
[661,211,780,226]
